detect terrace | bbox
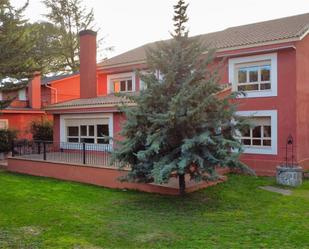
[12,141,116,168]
[8,140,224,195]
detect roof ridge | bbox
[223,12,309,31]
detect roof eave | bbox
[45,102,136,112]
[1,109,46,114]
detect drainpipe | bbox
[45,84,58,104]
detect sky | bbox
[11,0,309,59]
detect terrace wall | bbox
[7,158,224,195]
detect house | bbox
[0,72,80,139]
[41,13,309,175]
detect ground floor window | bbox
[236,110,277,155]
[0,119,8,129]
[239,117,271,147]
[65,118,110,144]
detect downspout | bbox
[45,84,58,104]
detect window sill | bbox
[235,90,277,98]
[242,146,277,155]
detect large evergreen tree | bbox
[113,0,252,195]
[0,0,39,80]
[27,21,63,75]
[42,0,95,73]
[0,0,40,109]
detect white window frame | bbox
[66,126,80,143]
[139,70,150,91]
[0,119,8,129]
[229,53,277,98]
[18,89,27,101]
[60,113,113,151]
[236,110,277,155]
[107,72,136,94]
[155,70,164,82]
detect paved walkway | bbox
[259,186,292,196]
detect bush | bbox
[0,129,17,153]
[30,120,53,141]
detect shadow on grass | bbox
[109,174,278,216]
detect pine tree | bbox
[113,0,252,195]
[27,21,64,75]
[0,0,40,110]
[42,0,95,72]
[0,0,40,80]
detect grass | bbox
[0,170,309,249]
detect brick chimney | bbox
[28,72,41,109]
[79,29,97,99]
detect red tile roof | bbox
[98,13,309,69]
[45,94,133,110]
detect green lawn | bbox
[0,170,309,249]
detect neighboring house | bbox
[45,13,309,175]
[0,73,80,139]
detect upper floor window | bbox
[107,72,135,94]
[236,62,271,92]
[113,78,133,93]
[139,70,164,91]
[229,53,277,98]
[0,119,8,129]
[18,89,27,101]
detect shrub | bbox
[30,120,53,141]
[0,129,17,153]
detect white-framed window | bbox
[67,126,79,143]
[18,89,27,101]
[65,120,110,144]
[60,113,114,149]
[0,119,8,129]
[236,110,277,155]
[139,70,164,90]
[155,70,164,82]
[229,53,277,98]
[139,70,150,91]
[107,72,136,94]
[239,117,272,147]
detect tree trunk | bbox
[179,174,186,196]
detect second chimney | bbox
[79,30,97,99]
[28,72,41,109]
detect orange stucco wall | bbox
[113,112,126,142]
[295,35,309,170]
[195,48,298,175]
[50,76,80,104]
[49,41,309,176]
[0,75,80,139]
[231,48,297,175]
[0,113,51,139]
[53,48,298,175]
[97,73,107,96]
[53,114,60,143]
[1,90,28,108]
